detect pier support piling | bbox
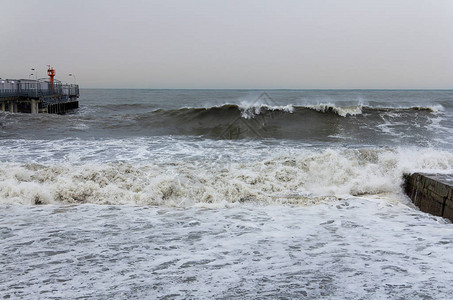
[46,100,79,114]
[9,102,15,113]
[31,100,38,114]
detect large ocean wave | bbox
[115,103,444,140]
[0,102,449,143]
[152,103,442,119]
[1,147,452,206]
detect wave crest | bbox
[1,148,452,207]
[306,103,363,117]
[237,103,294,119]
[153,103,443,119]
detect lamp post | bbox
[68,73,78,98]
[31,68,38,97]
[68,73,77,84]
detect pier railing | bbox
[0,79,79,99]
[62,84,79,97]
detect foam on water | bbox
[237,102,295,119]
[305,103,445,117]
[0,138,302,164]
[1,89,453,298]
[307,103,364,117]
[1,144,452,206]
[1,200,453,298]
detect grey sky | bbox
[1,0,452,89]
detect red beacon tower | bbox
[47,65,56,92]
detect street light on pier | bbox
[31,68,38,97]
[68,73,77,85]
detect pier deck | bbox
[0,78,79,114]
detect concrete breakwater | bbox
[404,173,453,222]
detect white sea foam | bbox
[422,104,445,112]
[368,104,445,113]
[305,103,446,117]
[307,103,363,117]
[1,200,453,298]
[238,102,294,119]
[1,147,451,206]
[71,123,90,131]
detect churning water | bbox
[1,89,453,298]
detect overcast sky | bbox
[1,0,452,89]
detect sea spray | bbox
[1,147,452,206]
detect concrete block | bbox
[444,198,453,222]
[404,173,453,222]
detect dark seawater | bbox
[1,89,452,146]
[1,89,453,298]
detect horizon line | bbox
[79,87,453,91]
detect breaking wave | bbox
[1,147,452,207]
[152,103,443,119]
[124,103,446,140]
[1,102,448,142]
[307,103,444,117]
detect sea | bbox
[1,89,453,299]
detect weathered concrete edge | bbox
[403,172,453,222]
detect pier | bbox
[404,173,453,222]
[0,66,79,114]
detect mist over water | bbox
[1,89,453,298]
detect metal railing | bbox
[62,84,79,97]
[0,79,79,99]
